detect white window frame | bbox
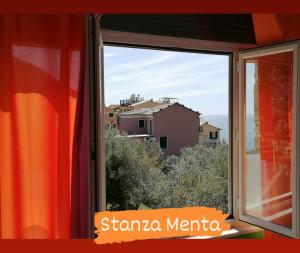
[238,41,300,238]
[95,19,262,236]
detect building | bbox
[118,103,200,155]
[119,94,144,113]
[199,121,222,147]
[119,99,162,113]
[104,104,119,129]
[105,97,160,128]
[131,99,159,110]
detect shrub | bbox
[106,129,228,213]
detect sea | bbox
[202,115,255,151]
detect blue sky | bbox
[104,46,230,116]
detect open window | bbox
[238,41,300,238]
[101,40,232,214]
[93,14,300,238]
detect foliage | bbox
[106,129,168,210]
[106,129,228,213]
[163,144,228,213]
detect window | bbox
[199,126,203,133]
[239,41,300,238]
[102,42,230,215]
[138,119,145,128]
[149,119,152,134]
[159,136,168,149]
[209,131,218,139]
[93,19,300,238]
[109,112,114,117]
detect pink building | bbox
[118,103,200,155]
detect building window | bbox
[149,120,152,134]
[209,131,218,139]
[109,112,114,117]
[138,119,145,128]
[199,126,203,133]
[159,136,168,149]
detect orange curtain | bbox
[0,15,87,238]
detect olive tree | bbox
[106,128,228,213]
[162,144,229,213]
[105,129,168,210]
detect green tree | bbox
[106,128,228,213]
[164,144,229,212]
[105,129,168,210]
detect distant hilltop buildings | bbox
[105,94,222,155]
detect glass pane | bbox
[104,46,230,213]
[245,51,293,228]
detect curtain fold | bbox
[0,14,90,239]
[70,17,91,237]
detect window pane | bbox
[139,120,145,128]
[160,136,168,149]
[104,46,230,213]
[245,51,293,228]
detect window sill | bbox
[184,220,263,239]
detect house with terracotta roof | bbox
[104,104,119,129]
[104,99,159,129]
[131,99,160,110]
[118,103,200,155]
[119,99,160,112]
[199,121,222,147]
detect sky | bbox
[246,63,255,115]
[104,45,230,116]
